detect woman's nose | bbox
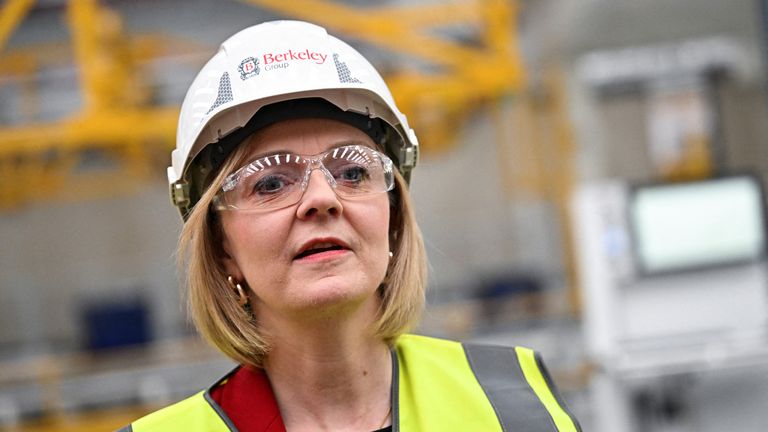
[296,168,343,219]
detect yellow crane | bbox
[240,0,525,153]
[0,0,186,209]
[0,0,528,210]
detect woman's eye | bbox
[337,166,369,183]
[253,175,291,194]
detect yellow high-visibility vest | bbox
[124,334,580,431]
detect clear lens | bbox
[213,145,394,211]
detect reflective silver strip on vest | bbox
[390,349,401,432]
[463,343,559,432]
[203,390,238,431]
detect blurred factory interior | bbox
[2,0,768,430]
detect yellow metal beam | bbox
[66,0,142,113]
[243,0,525,155]
[0,35,209,77]
[0,0,34,54]
[66,0,102,112]
[0,101,179,210]
[0,106,178,209]
[243,0,522,73]
[249,9,468,67]
[0,107,179,157]
[374,2,484,26]
[0,0,198,209]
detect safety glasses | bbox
[212,144,395,212]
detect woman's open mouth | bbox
[294,239,351,261]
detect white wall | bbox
[0,186,182,351]
[412,111,565,295]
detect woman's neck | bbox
[260,298,393,432]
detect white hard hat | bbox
[169,20,419,218]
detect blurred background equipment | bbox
[80,292,152,351]
[574,175,768,432]
[1,0,768,431]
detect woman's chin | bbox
[284,283,379,319]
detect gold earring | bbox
[227,275,250,308]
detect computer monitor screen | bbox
[630,175,767,274]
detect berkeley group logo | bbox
[238,57,260,80]
[238,49,329,80]
[263,49,327,65]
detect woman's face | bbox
[218,118,391,322]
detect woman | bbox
[123,20,580,432]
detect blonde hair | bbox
[179,143,427,368]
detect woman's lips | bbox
[294,238,351,260]
[294,247,350,262]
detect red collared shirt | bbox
[210,366,286,432]
[210,367,391,432]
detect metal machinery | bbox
[572,38,768,431]
[574,177,768,432]
[572,37,768,432]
